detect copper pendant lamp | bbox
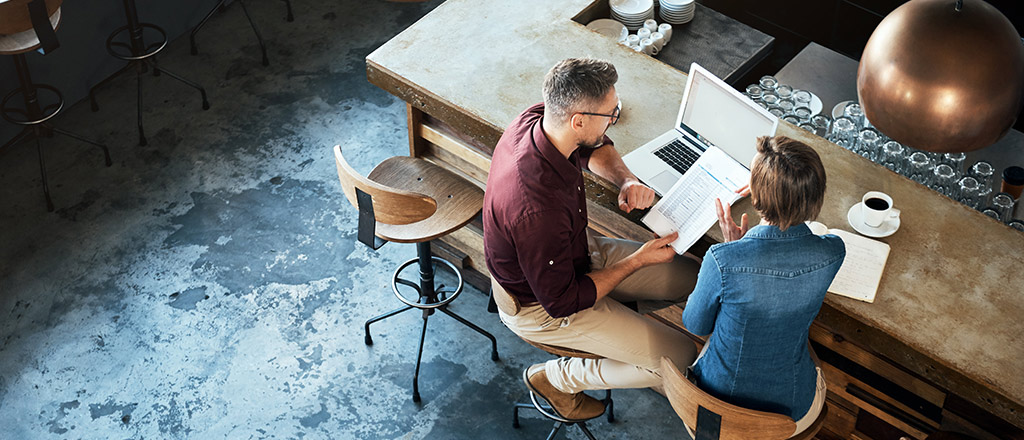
[857,0,1024,153]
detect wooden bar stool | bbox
[660,357,828,440]
[88,0,210,146]
[333,145,498,403]
[491,279,614,440]
[190,0,294,66]
[1,3,112,211]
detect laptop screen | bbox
[677,64,777,168]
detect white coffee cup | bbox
[658,23,673,43]
[637,27,652,41]
[651,32,665,51]
[640,38,656,55]
[627,34,640,47]
[861,191,900,228]
[632,44,644,52]
[644,19,659,34]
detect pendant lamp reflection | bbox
[857,0,1024,153]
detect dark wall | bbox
[0,0,211,143]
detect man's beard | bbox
[577,134,605,149]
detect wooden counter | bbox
[365,1,1024,438]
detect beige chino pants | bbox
[498,233,701,393]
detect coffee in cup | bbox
[861,191,900,228]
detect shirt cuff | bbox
[577,274,598,310]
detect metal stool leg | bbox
[189,0,228,55]
[545,422,563,440]
[1,128,31,150]
[145,60,210,110]
[578,422,598,440]
[282,0,294,22]
[512,402,533,428]
[33,134,54,212]
[438,306,499,361]
[46,125,112,167]
[363,304,415,345]
[237,0,270,66]
[412,311,430,403]
[604,389,614,423]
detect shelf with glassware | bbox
[743,75,1024,231]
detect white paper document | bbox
[808,224,890,303]
[642,146,749,254]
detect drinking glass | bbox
[811,114,831,138]
[1008,220,1024,232]
[833,138,851,150]
[768,107,785,118]
[844,102,865,130]
[931,164,957,198]
[792,90,812,109]
[745,84,763,102]
[970,160,995,206]
[907,152,934,185]
[783,115,801,125]
[941,152,967,174]
[756,100,769,109]
[776,84,793,100]
[778,99,795,115]
[982,207,1001,220]
[792,106,812,123]
[799,122,816,132]
[828,116,857,146]
[957,176,983,209]
[991,192,1015,223]
[854,128,881,162]
[759,75,779,92]
[762,94,780,108]
[879,141,906,173]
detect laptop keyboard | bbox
[653,138,700,175]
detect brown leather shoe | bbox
[523,365,606,420]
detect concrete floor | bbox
[0,1,686,438]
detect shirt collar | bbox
[744,223,813,239]
[530,117,581,185]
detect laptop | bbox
[622,63,779,196]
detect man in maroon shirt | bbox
[484,58,700,420]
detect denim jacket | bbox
[682,223,845,420]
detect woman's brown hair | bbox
[749,136,827,230]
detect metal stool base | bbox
[190,0,295,66]
[363,241,499,403]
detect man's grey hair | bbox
[543,58,618,123]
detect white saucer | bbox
[807,92,823,116]
[847,203,900,238]
[832,100,855,119]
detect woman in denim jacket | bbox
[683,135,846,436]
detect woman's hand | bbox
[715,198,749,242]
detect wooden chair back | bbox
[661,357,802,440]
[0,0,62,35]
[333,145,436,226]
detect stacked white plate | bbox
[610,0,655,32]
[659,0,695,25]
[586,18,629,43]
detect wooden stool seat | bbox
[0,7,60,55]
[367,156,483,243]
[661,357,827,440]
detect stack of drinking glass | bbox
[742,78,1022,231]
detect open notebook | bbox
[808,222,890,303]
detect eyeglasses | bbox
[578,101,621,125]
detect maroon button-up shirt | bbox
[483,103,612,318]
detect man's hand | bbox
[715,198,749,242]
[631,232,679,267]
[618,178,656,213]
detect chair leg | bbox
[45,124,113,167]
[189,0,228,55]
[438,305,499,361]
[363,305,414,345]
[88,61,134,112]
[512,402,533,429]
[412,312,429,403]
[282,0,294,22]
[236,0,270,66]
[578,422,598,440]
[33,134,53,212]
[135,64,146,146]
[144,60,210,110]
[604,389,614,423]
[1,128,31,151]
[545,421,563,440]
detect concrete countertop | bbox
[365,0,1024,418]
